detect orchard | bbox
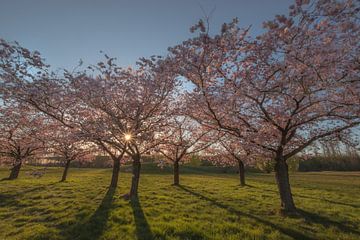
[1,0,359,239]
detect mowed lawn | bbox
[0,166,360,240]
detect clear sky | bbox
[0,0,294,69]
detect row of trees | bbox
[1,0,359,214]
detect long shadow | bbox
[177,185,315,240]
[63,187,116,240]
[130,197,153,240]
[0,182,59,208]
[297,209,360,236]
[18,182,59,194]
[250,185,360,209]
[244,184,255,188]
[0,193,20,208]
[294,194,360,209]
[247,184,278,193]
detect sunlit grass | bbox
[0,166,359,240]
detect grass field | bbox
[0,165,360,240]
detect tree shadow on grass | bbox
[62,187,116,240]
[250,185,360,209]
[247,184,278,193]
[130,197,153,240]
[297,209,360,236]
[177,185,315,240]
[0,193,20,208]
[294,194,360,209]
[0,182,59,208]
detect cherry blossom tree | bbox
[0,39,126,187]
[0,38,49,107]
[168,0,360,213]
[77,111,127,188]
[46,123,95,182]
[240,0,360,213]
[0,39,177,193]
[26,75,129,188]
[156,115,215,185]
[69,55,178,198]
[207,136,255,186]
[0,102,46,180]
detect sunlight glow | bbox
[124,133,132,141]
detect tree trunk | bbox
[173,160,180,186]
[274,156,296,214]
[60,159,71,182]
[238,160,245,186]
[109,157,121,188]
[9,160,22,180]
[130,155,141,198]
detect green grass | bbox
[0,166,360,240]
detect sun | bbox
[124,133,132,141]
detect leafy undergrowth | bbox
[0,167,359,240]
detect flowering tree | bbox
[0,38,52,115]
[156,115,214,185]
[70,55,178,197]
[239,0,360,213]
[0,39,126,187]
[207,136,255,186]
[78,112,127,188]
[0,103,46,179]
[168,0,360,213]
[0,39,177,193]
[26,75,129,188]
[46,123,95,182]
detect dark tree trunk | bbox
[109,157,121,188]
[9,160,22,180]
[238,160,245,186]
[60,159,71,182]
[173,160,179,186]
[130,155,141,198]
[274,156,296,214]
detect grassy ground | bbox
[0,165,359,240]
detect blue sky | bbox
[0,0,293,69]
